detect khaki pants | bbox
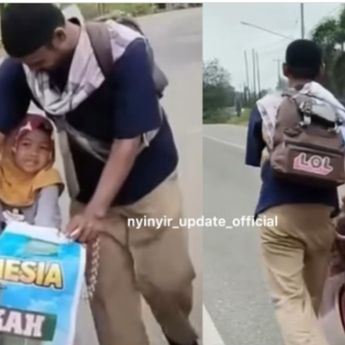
[259,204,335,345]
[71,174,197,345]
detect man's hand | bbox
[66,137,140,243]
[66,206,105,243]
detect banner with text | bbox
[0,222,85,345]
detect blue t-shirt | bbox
[245,105,339,218]
[0,39,178,206]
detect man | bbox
[245,40,340,345]
[0,4,197,345]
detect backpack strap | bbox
[85,22,114,77]
[55,21,166,198]
[86,20,168,98]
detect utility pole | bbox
[273,59,281,85]
[256,51,261,96]
[300,3,305,38]
[244,50,250,103]
[252,49,257,99]
[277,59,280,83]
[244,51,250,90]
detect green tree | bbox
[203,59,235,120]
[312,6,345,97]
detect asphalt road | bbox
[139,8,203,344]
[48,7,202,345]
[203,124,283,345]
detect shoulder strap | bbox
[86,20,168,98]
[85,22,113,77]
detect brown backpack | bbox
[269,89,345,187]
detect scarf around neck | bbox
[23,20,143,116]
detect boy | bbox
[245,39,339,345]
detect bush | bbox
[73,3,156,19]
[227,108,251,126]
[203,108,251,126]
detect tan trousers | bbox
[259,204,335,345]
[70,174,197,345]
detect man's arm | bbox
[67,39,161,240]
[245,105,265,167]
[0,58,31,146]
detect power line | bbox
[304,4,343,39]
[258,43,290,56]
[240,21,295,40]
[325,4,343,17]
[255,36,290,53]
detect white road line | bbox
[203,305,226,345]
[203,135,245,150]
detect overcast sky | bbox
[203,3,344,91]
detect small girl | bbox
[0,114,64,230]
[0,114,98,345]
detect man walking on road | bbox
[245,40,341,345]
[0,4,198,345]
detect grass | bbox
[203,114,231,124]
[227,108,250,126]
[102,3,156,16]
[66,3,156,20]
[203,108,251,126]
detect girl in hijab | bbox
[0,114,63,229]
[0,114,99,345]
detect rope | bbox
[83,237,100,301]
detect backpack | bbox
[269,89,345,187]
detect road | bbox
[139,8,203,344]
[203,124,283,345]
[49,7,202,345]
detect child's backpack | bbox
[269,88,345,187]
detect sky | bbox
[203,3,344,91]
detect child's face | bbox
[13,129,52,174]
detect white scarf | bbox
[257,81,345,147]
[23,20,143,116]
